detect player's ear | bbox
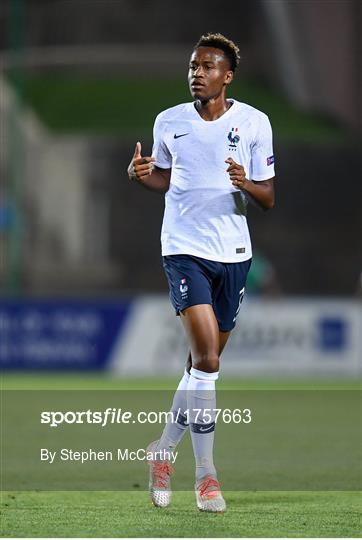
[224,70,234,86]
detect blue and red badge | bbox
[228,127,240,150]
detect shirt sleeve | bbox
[250,114,275,181]
[152,114,172,169]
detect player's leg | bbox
[185,329,231,372]
[181,304,219,481]
[148,367,190,508]
[182,258,251,512]
[185,258,249,511]
[156,255,216,450]
[155,329,230,459]
[147,255,214,507]
[181,304,226,512]
[155,368,190,452]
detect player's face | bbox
[188,47,233,101]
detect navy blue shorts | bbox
[163,254,252,332]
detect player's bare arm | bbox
[127,141,171,193]
[225,157,275,210]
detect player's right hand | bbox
[127,142,156,182]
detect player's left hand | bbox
[225,158,248,189]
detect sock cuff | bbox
[190,367,219,381]
[176,370,191,392]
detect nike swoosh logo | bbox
[199,425,214,433]
[174,133,189,139]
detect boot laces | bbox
[152,461,173,489]
[198,477,220,498]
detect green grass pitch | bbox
[1,374,361,538]
[2,490,361,538]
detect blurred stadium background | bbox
[0,0,361,380]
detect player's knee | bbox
[193,353,219,373]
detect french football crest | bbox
[228,127,240,150]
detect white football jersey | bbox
[152,99,275,263]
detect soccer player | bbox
[127,32,275,512]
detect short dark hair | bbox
[194,33,240,72]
